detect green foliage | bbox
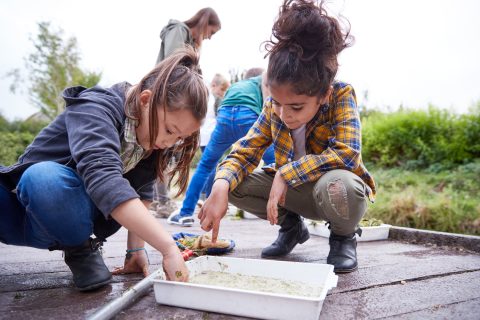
[0,113,45,165]
[362,106,480,169]
[6,21,101,121]
[0,131,36,166]
[0,116,47,135]
[367,163,480,236]
[0,114,9,130]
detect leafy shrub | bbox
[0,114,46,166]
[368,163,480,235]
[0,131,36,166]
[362,106,480,168]
[0,119,48,135]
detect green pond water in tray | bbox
[189,271,322,298]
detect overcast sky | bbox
[1,0,479,120]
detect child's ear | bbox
[319,86,333,105]
[139,90,152,108]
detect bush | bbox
[362,106,480,169]
[0,131,36,166]
[0,119,48,135]
[367,163,480,235]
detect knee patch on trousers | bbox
[327,179,349,220]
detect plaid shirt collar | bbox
[121,104,147,173]
[216,82,376,202]
[124,116,139,144]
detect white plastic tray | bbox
[153,256,338,320]
[306,220,391,241]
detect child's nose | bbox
[281,108,291,120]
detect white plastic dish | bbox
[153,256,338,320]
[306,219,391,241]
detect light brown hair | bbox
[211,73,230,92]
[185,7,221,48]
[126,47,208,195]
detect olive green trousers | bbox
[229,169,368,235]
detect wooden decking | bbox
[1,215,479,319]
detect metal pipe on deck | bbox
[87,268,164,320]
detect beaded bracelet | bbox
[126,247,146,253]
[125,247,150,263]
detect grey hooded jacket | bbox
[156,19,194,64]
[0,83,157,220]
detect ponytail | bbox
[125,47,208,195]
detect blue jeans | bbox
[0,162,100,249]
[199,146,215,198]
[179,106,275,216]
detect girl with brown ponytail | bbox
[0,47,208,290]
[199,0,376,273]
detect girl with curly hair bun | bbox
[199,0,376,274]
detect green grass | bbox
[366,162,480,236]
[184,161,480,236]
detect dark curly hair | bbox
[265,0,353,98]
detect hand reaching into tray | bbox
[163,246,189,282]
[112,248,150,277]
[198,179,230,242]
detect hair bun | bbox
[264,0,353,97]
[266,0,351,62]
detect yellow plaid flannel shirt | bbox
[215,81,376,201]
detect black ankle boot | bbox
[327,231,359,273]
[64,238,112,291]
[261,212,310,258]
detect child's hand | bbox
[112,249,150,277]
[162,246,189,282]
[198,179,230,242]
[267,171,288,225]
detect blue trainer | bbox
[167,210,194,227]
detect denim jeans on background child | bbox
[0,161,100,249]
[199,146,215,199]
[177,105,275,218]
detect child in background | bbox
[153,7,222,217]
[0,48,207,290]
[156,7,221,63]
[199,74,230,198]
[168,68,275,226]
[199,0,376,273]
[209,73,230,115]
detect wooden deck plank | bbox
[385,298,480,320]
[0,217,479,319]
[321,271,480,319]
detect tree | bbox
[7,21,102,121]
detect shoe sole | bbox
[167,221,194,227]
[167,218,194,227]
[260,254,282,259]
[334,265,358,274]
[77,277,112,292]
[167,212,194,227]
